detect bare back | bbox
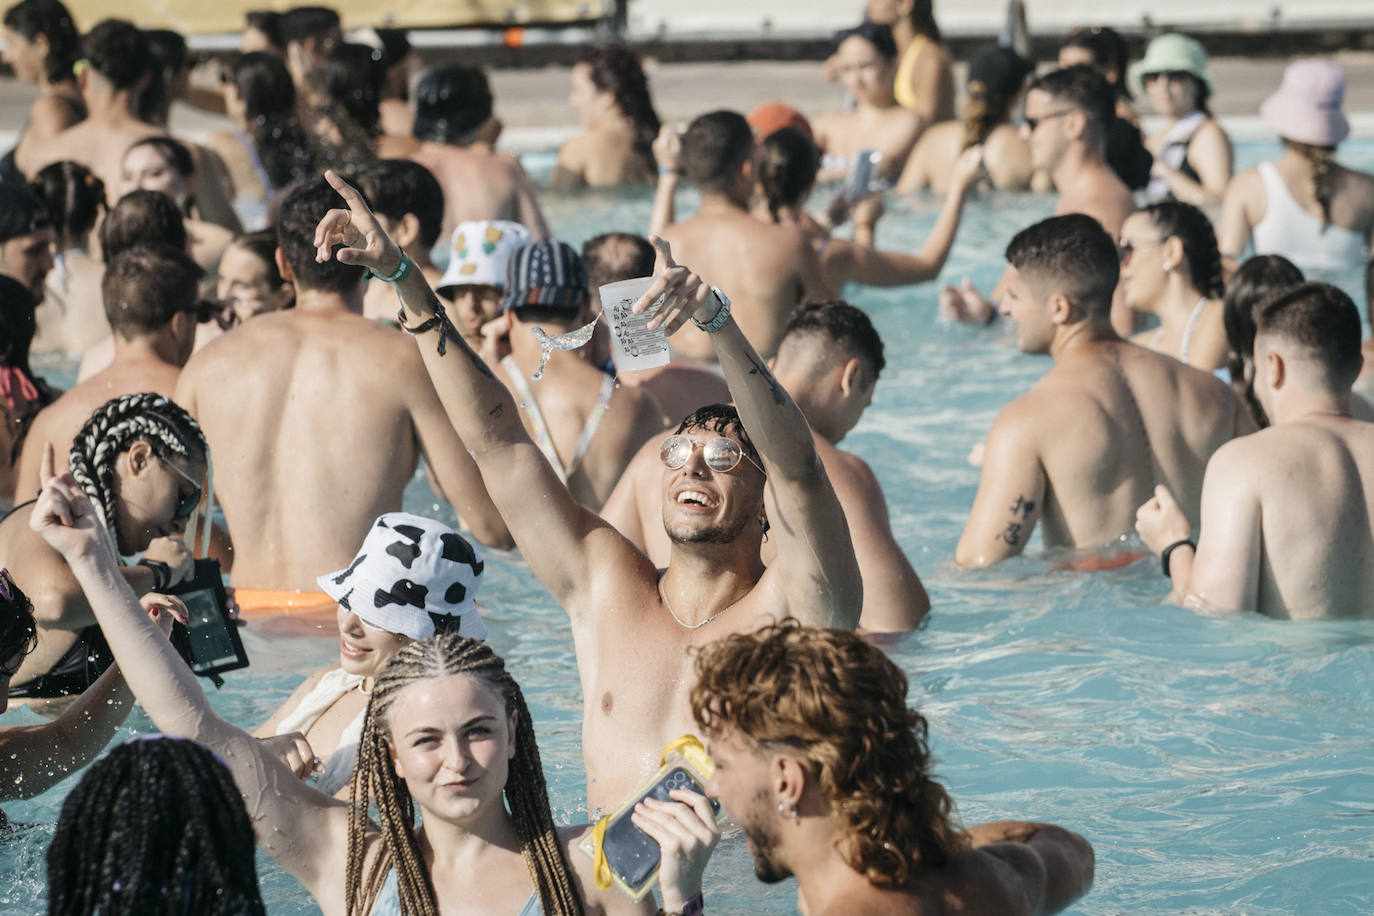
[898,121,1032,193]
[1056,163,1135,238]
[659,211,824,361]
[1035,343,1240,545]
[175,311,425,589]
[410,142,547,241]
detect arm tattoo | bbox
[744,351,787,406]
[999,522,1023,546]
[1010,495,1037,518]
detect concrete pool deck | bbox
[3,50,1374,154]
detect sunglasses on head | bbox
[659,435,763,474]
[165,461,203,521]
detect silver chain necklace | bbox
[658,577,736,630]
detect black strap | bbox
[1161,539,1196,578]
[395,302,456,355]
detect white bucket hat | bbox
[435,220,530,297]
[318,512,486,641]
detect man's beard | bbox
[664,510,752,546]
[742,791,792,884]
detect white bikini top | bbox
[1149,297,1208,366]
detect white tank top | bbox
[1252,162,1367,273]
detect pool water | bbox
[4,140,1374,915]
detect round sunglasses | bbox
[659,435,763,474]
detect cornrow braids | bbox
[1292,141,1335,228]
[67,393,207,551]
[46,735,265,916]
[345,633,584,916]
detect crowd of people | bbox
[1,0,1372,913]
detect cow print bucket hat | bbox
[318,512,487,641]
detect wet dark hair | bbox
[963,45,1034,148]
[325,42,385,137]
[1104,117,1154,190]
[1222,255,1303,428]
[579,46,660,174]
[680,110,754,192]
[781,301,885,380]
[29,161,105,250]
[906,0,942,43]
[1063,26,1132,100]
[1029,64,1114,147]
[581,232,653,291]
[0,276,38,382]
[834,21,898,61]
[137,28,188,123]
[277,174,367,293]
[0,569,37,669]
[100,190,187,262]
[243,10,284,51]
[1142,200,1223,298]
[675,403,763,474]
[280,5,339,47]
[230,51,317,189]
[413,65,492,146]
[1256,281,1362,391]
[3,0,80,85]
[1005,213,1119,319]
[47,736,265,916]
[356,159,445,251]
[81,19,149,91]
[103,244,202,338]
[758,127,819,220]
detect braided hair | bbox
[1289,140,1336,228]
[345,633,584,916]
[1141,200,1224,298]
[46,735,265,916]
[67,394,207,553]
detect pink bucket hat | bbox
[1260,59,1350,148]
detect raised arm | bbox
[28,444,349,897]
[647,125,682,239]
[313,171,641,614]
[955,401,1046,567]
[637,238,862,628]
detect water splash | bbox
[529,315,600,380]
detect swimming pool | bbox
[3,139,1373,914]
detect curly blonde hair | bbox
[690,621,968,886]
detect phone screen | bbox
[600,766,722,888]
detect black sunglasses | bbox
[1023,109,1075,132]
[166,462,203,521]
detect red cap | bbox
[746,101,812,142]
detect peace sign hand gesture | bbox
[312,169,404,278]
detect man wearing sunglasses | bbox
[955,214,1248,569]
[313,169,861,812]
[941,65,1136,327]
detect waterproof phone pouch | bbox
[600,276,671,373]
[581,734,725,901]
[844,149,882,202]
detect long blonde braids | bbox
[344,633,584,916]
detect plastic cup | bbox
[600,276,671,372]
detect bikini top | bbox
[370,868,542,916]
[501,356,614,484]
[1251,161,1368,273]
[1149,297,1208,366]
[1146,111,1205,199]
[893,34,928,111]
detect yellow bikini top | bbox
[894,33,929,111]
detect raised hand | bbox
[630,787,721,909]
[653,124,682,175]
[951,144,987,192]
[635,236,722,337]
[30,442,107,561]
[312,169,403,277]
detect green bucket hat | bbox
[1130,33,1213,96]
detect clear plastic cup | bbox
[599,276,671,372]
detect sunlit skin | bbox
[110,450,206,554]
[385,673,516,828]
[659,429,767,546]
[1144,71,1201,119]
[120,144,190,208]
[336,609,409,682]
[1115,213,1169,312]
[217,244,290,322]
[442,284,504,343]
[1,28,44,83]
[704,730,791,883]
[1020,89,1073,174]
[998,264,1059,355]
[835,35,897,109]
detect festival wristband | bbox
[368,251,413,283]
[1160,539,1195,578]
[140,559,172,592]
[658,893,704,916]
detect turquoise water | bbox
[4,139,1374,914]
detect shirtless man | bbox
[495,240,663,510]
[355,160,447,323]
[25,20,161,193]
[1137,282,1374,619]
[581,231,731,424]
[657,110,833,362]
[174,177,510,625]
[17,246,199,497]
[956,214,1249,568]
[602,301,930,632]
[691,622,1095,916]
[404,65,548,242]
[942,65,1136,328]
[313,170,861,810]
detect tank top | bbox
[1145,111,1205,200]
[1252,162,1367,272]
[274,667,368,796]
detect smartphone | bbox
[598,765,722,889]
[845,149,882,201]
[168,559,249,683]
